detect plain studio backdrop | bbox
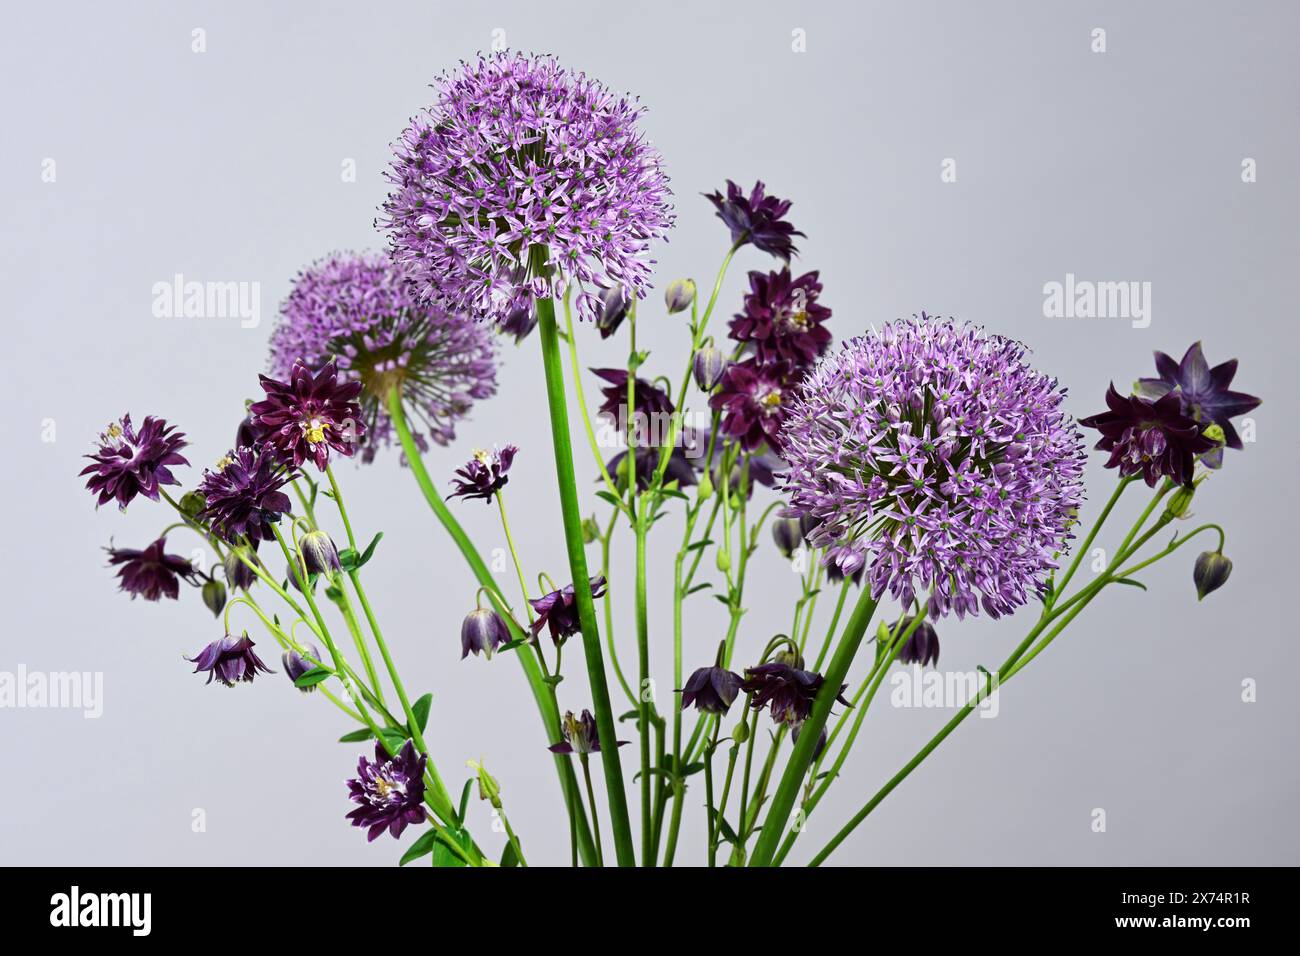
[1,0,1296,866]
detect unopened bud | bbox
[664,278,696,314]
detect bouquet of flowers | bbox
[84,52,1260,867]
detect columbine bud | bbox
[693,345,728,391]
[223,547,262,591]
[286,561,312,594]
[179,490,206,521]
[300,530,341,575]
[467,759,502,806]
[771,516,806,558]
[696,472,714,501]
[282,643,322,693]
[1165,484,1196,519]
[596,284,631,338]
[1193,551,1232,600]
[716,549,732,573]
[665,278,696,314]
[774,646,804,669]
[581,515,601,544]
[201,579,227,618]
[732,720,750,744]
[461,607,511,660]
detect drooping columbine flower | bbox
[346,740,428,841]
[771,515,807,558]
[740,662,849,729]
[710,359,797,452]
[105,537,198,601]
[282,642,323,692]
[250,360,365,471]
[529,576,608,646]
[548,709,626,754]
[895,618,940,667]
[268,251,498,459]
[595,284,631,339]
[678,664,743,715]
[780,315,1087,620]
[693,344,728,391]
[1080,385,1215,488]
[223,545,263,591]
[81,415,189,510]
[1134,342,1260,468]
[299,529,341,575]
[198,446,294,546]
[705,180,804,260]
[500,301,538,343]
[448,446,516,503]
[730,269,832,368]
[187,632,274,686]
[381,52,675,326]
[461,607,511,659]
[592,368,676,446]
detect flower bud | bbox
[596,284,631,338]
[461,607,511,660]
[581,515,601,544]
[223,547,262,591]
[467,759,502,806]
[179,490,206,521]
[1165,483,1196,519]
[201,578,227,618]
[774,646,804,669]
[300,529,341,575]
[716,549,732,573]
[285,560,312,594]
[282,643,322,693]
[696,472,714,501]
[732,720,750,744]
[693,345,728,391]
[1193,551,1232,600]
[771,516,806,558]
[665,278,696,314]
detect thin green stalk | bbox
[579,754,605,867]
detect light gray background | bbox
[2,0,1296,866]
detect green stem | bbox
[579,754,605,867]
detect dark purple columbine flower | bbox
[448,446,517,504]
[250,360,365,471]
[81,415,189,510]
[605,446,700,493]
[282,642,322,692]
[710,359,796,452]
[595,284,632,339]
[223,545,263,590]
[500,301,537,343]
[105,537,198,601]
[1080,385,1216,488]
[592,368,676,446]
[1134,342,1260,468]
[461,607,512,659]
[548,709,626,755]
[705,180,804,260]
[678,665,743,715]
[771,516,807,558]
[740,662,849,729]
[346,739,428,841]
[187,632,274,686]
[896,618,940,667]
[198,445,294,546]
[299,529,341,575]
[529,576,607,646]
[730,269,832,368]
[236,414,266,450]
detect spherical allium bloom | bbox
[548,709,626,755]
[740,662,849,729]
[896,618,940,667]
[1080,385,1215,488]
[81,415,189,510]
[346,740,428,841]
[1134,342,1260,469]
[105,537,198,601]
[268,251,498,459]
[187,632,274,686]
[592,367,676,446]
[381,52,675,326]
[198,445,294,546]
[780,316,1088,620]
[710,358,800,452]
[678,665,743,715]
[461,607,512,659]
[705,180,804,260]
[282,642,322,692]
[529,575,607,646]
[250,360,365,471]
[730,268,832,368]
[448,445,516,503]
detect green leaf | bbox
[409,693,433,734]
[1113,577,1148,591]
[378,727,410,754]
[357,532,384,567]
[399,829,438,866]
[685,582,712,596]
[710,809,739,845]
[337,548,360,571]
[595,490,625,509]
[432,826,472,867]
[456,779,474,825]
[684,539,714,553]
[293,667,331,689]
[338,728,374,743]
[500,841,521,868]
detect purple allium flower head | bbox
[529,575,607,646]
[81,415,188,510]
[710,358,799,452]
[548,709,626,754]
[1134,342,1260,468]
[1080,385,1216,488]
[740,662,849,729]
[448,445,516,503]
[282,642,322,692]
[346,740,428,841]
[730,268,832,368]
[187,632,274,686]
[678,665,743,715]
[105,537,198,601]
[250,360,365,471]
[592,367,676,446]
[461,607,512,659]
[198,446,294,546]
[381,52,675,326]
[896,618,940,667]
[780,315,1088,620]
[705,180,804,260]
[268,251,498,459]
